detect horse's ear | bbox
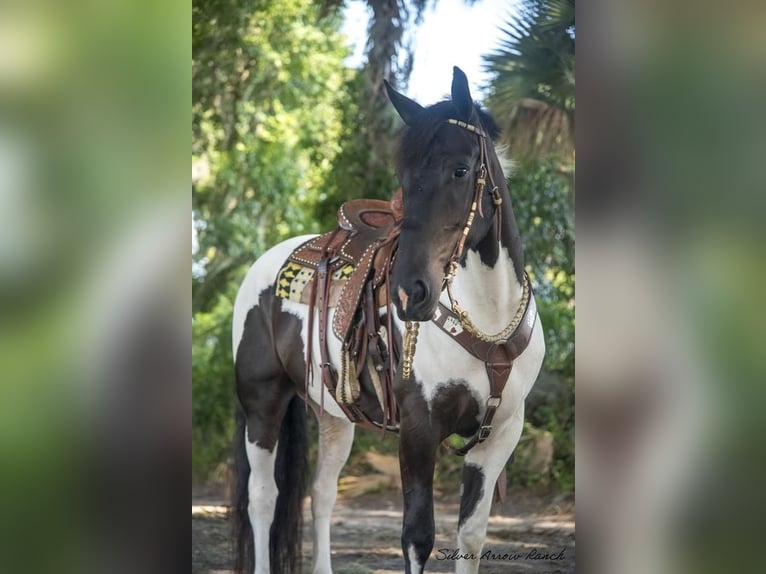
[451,66,473,121]
[384,79,423,126]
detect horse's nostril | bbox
[411,279,430,305]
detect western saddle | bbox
[276,190,404,430]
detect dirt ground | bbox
[192,483,574,574]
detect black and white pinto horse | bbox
[231,67,545,574]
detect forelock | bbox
[396,101,500,171]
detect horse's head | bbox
[385,67,500,321]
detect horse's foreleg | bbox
[399,407,439,574]
[310,411,355,574]
[455,411,525,574]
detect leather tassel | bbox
[348,350,360,401]
[337,348,360,405]
[304,274,317,413]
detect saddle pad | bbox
[275,247,393,341]
[275,260,355,306]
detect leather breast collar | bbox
[432,272,536,455]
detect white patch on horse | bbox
[412,320,487,412]
[448,247,523,334]
[407,543,422,573]
[456,414,526,574]
[244,430,278,574]
[310,413,355,574]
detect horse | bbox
[230,66,545,574]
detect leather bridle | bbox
[442,118,502,280]
[401,117,537,455]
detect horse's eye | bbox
[454,167,468,178]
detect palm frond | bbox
[484,0,575,159]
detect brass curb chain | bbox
[448,273,530,343]
[400,275,529,380]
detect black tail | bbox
[270,395,308,573]
[231,396,308,574]
[232,407,253,574]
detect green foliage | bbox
[510,158,574,375]
[505,158,574,492]
[192,0,352,479]
[192,290,236,482]
[487,0,574,113]
[316,72,400,230]
[506,405,574,494]
[192,0,350,313]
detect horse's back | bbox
[232,234,316,356]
